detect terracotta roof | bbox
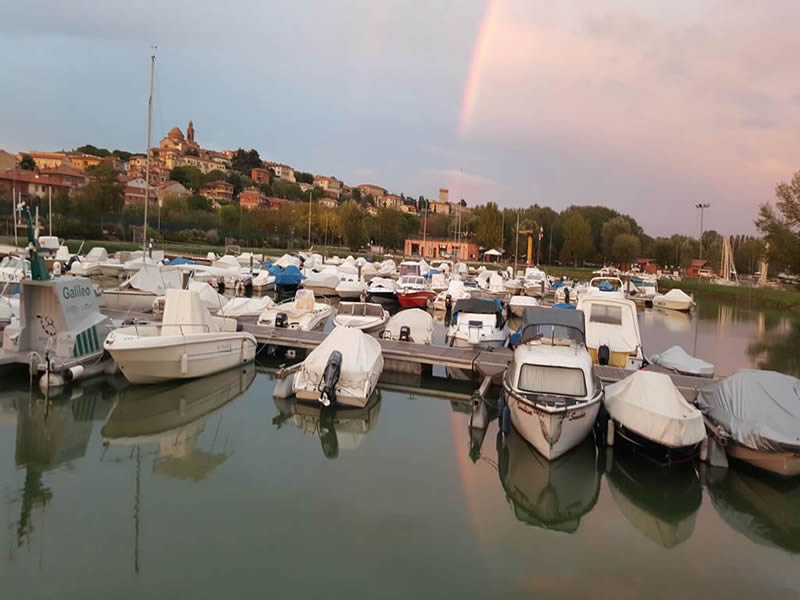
[40,165,86,178]
[690,259,709,267]
[0,169,70,187]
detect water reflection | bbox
[9,382,116,548]
[706,466,800,554]
[496,429,600,533]
[102,363,256,481]
[273,392,382,459]
[746,321,800,377]
[606,452,701,548]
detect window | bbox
[590,304,622,325]
[517,365,587,397]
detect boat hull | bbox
[653,298,692,312]
[506,387,602,460]
[101,289,157,313]
[726,441,800,477]
[397,290,435,308]
[106,332,257,384]
[302,284,339,297]
[610,420,701,464]
[332,315,389,335]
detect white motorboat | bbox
[653,288,694,312]
[398,260,422,277]
[0,294,19,328]
[377,259,396,277]
[292,326,383,408]
[360,262,378,282]
[236,252,263,267]
[429,272,448,293]
[104,288,257,384]
[257,289,333,331]
[446,298,509,349]
[366,277,397,305]
[382,308,434,344]
[274,253,302,269]
[301,269,340,296]
[333,302,389,335]
[509,295,538,318]
[152,280,226,318]
[554,285,576,305]
[251,270,275,292]
[0,256,30,284]
[576,295,645,370]
[650,345,714,378]
[101,265,183,312]
[336,276,367,299]
[396,275,435,309]
[523,267,547,298]
[603,370,706,462]
[697,370,800,477]
[501,307,603,460]
[433,279,471,312]
[69,246,108,277]
[218,296,275,319]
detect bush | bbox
[206,229,220,245]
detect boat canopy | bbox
[384,308,434,344]
[85,247,108,262]
[187,281,226,311]
[126,265,183,295]
[651,345,714,378]
[269,264,305,286]
[166,257,196,266]
[578,297,641,353]
[300,326,383,401]
[696,369,800,453]
[605,371,706,448]
[520,306,585,344]
[275,253,301,268]
[453,297,503,315]
[662,288,693,302]
[162,289,216,336]
[218,296,275,317]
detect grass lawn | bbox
[658,278,800,312]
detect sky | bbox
[2,0,799,236]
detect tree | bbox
[339,200,367,250]
[112,149,132,161]
[559,214,593,265]
[295,171,314,184]
[75,144,111,157]
[231,148,262,174]
[611,233,641,264]
[653,238,674,267]
[19,154,35,170]
[81,162,124,227]
[187,194,211,211]
[473,202,503,249]
[757,171,800,273]
[170,166,204,192]
[601,216,631,258]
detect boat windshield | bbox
[339,303,383,317]
[522,324,584,345]
[399,263,420,276]
[518,364,587,397]
[589,304,623,325]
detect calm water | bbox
[0,298,798,599]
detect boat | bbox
[68,246,108,277]
[697,369,800,477]
[101,264,184,312]
[366,277,397,305]
[152,280,226,318]
[256,289,333,331]
[650,345,714,378]
[251,269,275,292]
[335,276,367,299]
[433,279,471,312]
[382,308,434,344]
[606,453,702,549]
[498,428,600,533]
[576,295,645,370]
[396,275,435,309]
[217,296,275,319]
[446,298,509,349]
[292,326,384,407]
[509,295,538,318]
[271,264,305,294]
[500,307,603,460]
[0,255,30,284]
[398,260,422,277]
[522,267,547,297]
[0,294,19,330]
[104,288,257,384]
[653,288,694,312]
[333,302,389,335]
[554,284,576,305]
[301,269,341,296]
[360,262,378,282]
[602,370,706,463]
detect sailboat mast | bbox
[307,190,312,250]
[514,210,519,276]
[143,53,155,257]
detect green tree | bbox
[170,166,204,192]
[78,162,124,227]
[757,170,800,272]
[75,144,111,157]
[295,171,314,184]
[559,213,592,265]
[187,194,211,211]
[231,148,262,174]
[473,201,503,249]
[112,149,132,161]
[611,233,641,264]
[339,200,367,250]
[601,216,632,258]
[653,238,674,267]
[19,154,35,170]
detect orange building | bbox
[404,238,479,261]
[239,187,267,210]
[251,167,271,184]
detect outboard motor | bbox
[318,350,343,407]
[598,344,610,366]
[244,278,253,298]
[275,312,289,328]
[399,325,411,342]
[444,294,453,326]
[217,279,225,294]
[359,291,368,303]
[563,287,570,304]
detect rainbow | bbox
[459,0,501,134]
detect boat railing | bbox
[134,321,213,337]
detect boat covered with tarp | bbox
[650,345,714,378]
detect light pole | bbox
[696,203,710,260]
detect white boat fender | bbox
[180,353,189,374]
[39,364,85,391]
[53,261,62,276]
[606,418,615,446]
[273,373,296,399]
[318,350,343,407]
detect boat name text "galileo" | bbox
[62,285,93,300]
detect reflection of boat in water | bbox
[275,392,382,459]
[102,364,255,480]
[706,466,800,554]
[497,428,600,533]
[606,452,701,548]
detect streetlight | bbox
[696,203,710,260]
